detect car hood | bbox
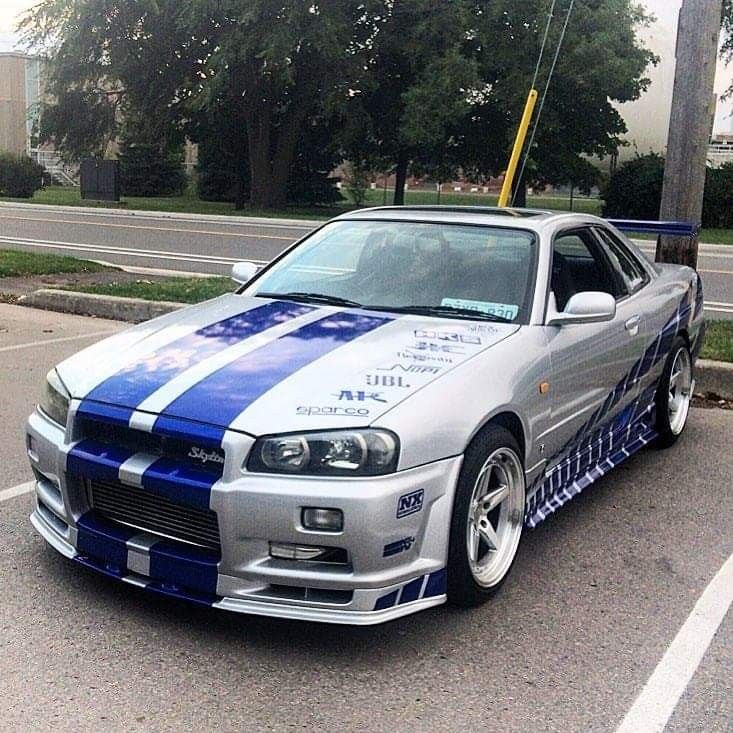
[58,294,519,436]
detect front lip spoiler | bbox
[30,505,447,626]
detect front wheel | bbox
[654,336,693,448]
[447,425,526,607]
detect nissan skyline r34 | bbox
[26,206,704,624]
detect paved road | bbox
[0,304,730,732]
[0,202,731,318]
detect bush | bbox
[0,153,45,198]
[602,153,665,220]
[342,162,371,206]
[118,140,187,197]
[702,163,733,229]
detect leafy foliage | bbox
[602,153,665,219]
[0,154,45,198]
[702,163,733,229]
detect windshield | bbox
[246,220,537,323]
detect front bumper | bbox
[27,407,461,625]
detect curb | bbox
[18,289,184,324]
[696,359,733,401]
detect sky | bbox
[1,0,731,144]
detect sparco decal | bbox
[296,406,370,417]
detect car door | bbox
[541,226,646,467]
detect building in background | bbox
[0,51,41,155]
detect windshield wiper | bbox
[256,291,363,308]
[364,304,513,323]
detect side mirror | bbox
[231,261,258,285]
[547,291,616,326]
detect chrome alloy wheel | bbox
[668,346,692,436]
[465,447,525,588]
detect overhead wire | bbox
[511,0,576,206]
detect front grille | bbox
[89,479,221,549]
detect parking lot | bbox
[1,302,731,732]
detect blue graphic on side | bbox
[525,291,694,528]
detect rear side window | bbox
[551,228,624,310]
[594,227,648,293]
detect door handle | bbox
[624,315,641,336]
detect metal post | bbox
[498,89,538,207]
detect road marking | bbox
[616,553,733,733]
[706,306,733,314]
[0,214,299,241]
[0,481,35,503]
[698,269,733,276]
[0,201,317,230]
[0,234,261,267]
[0,330,116,354]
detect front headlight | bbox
[248,429,399,476]
[39,369,71,428]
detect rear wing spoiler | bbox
[606,220,700,238]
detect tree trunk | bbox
[234,126,248,211]
[393,152,409,206]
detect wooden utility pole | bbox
[657,0,722,269]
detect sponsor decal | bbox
[397,351,454,364]
[411,341,465,354]
[187,446,225,466]
[383,536,416,558]
[366,374,411,388]
[397,488,424,518]
[296,406,370,417]
[334,390,387,403]
[414,329,482,345]
[377,363,442,374]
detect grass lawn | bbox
[63,276,235,304]
[701,321,733,363]
[1,185,603,219]
[0,248,109,277]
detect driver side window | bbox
[551,229,624,311]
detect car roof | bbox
[334,205,605,233]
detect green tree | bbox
[339,0,479,205]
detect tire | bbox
[654,336,693,449]
[447,424,526,607]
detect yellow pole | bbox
[497,88,538,208]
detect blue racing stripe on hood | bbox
[83,300,314,409]
[156,312,393,429]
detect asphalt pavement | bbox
[0,202,731,319]
[0,304,731,732]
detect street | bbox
[0,202,732,318]
[0,303,731,732]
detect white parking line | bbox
[616,552,733,733]
[0,481,34,503]
[0,213,296,241]
[0,331,116,354]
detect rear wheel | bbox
[654,336,693,448]
[447,425,525,607]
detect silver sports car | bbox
[26,206,704,624]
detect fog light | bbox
[270,543,328,560]
[301,507,343,532]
